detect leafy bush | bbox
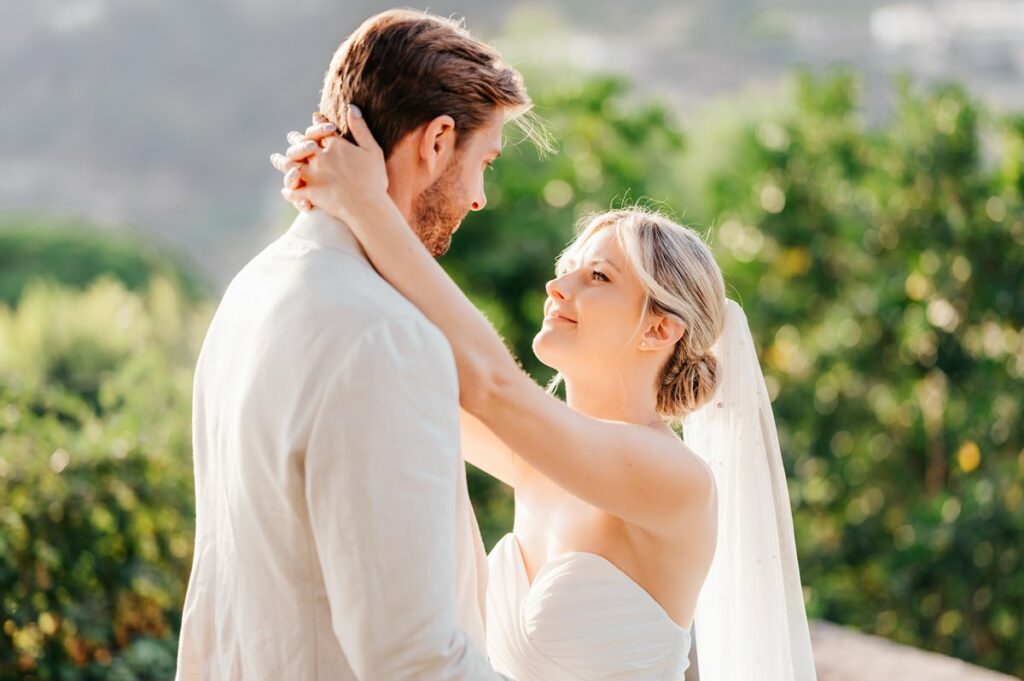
[1,68,1022,678]
[690,72,1024,674]
[0,213,209,307]
[0,277,210,680]
[450,69,1024,675]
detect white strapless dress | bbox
[486,533,692,681]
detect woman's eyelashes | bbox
[554,262,610,283]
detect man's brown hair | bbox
[320,9,541,158]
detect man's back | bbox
[176,210,497,680]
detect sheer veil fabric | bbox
[683,299,817,681]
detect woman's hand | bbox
[271,106,390,225]
[269,112,337,212]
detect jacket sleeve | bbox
[304,316,508,680]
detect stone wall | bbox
[683,620,1020,680]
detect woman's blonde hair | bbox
[551,207,727,420]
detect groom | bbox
[176,9,534,680]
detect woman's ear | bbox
[418,114,457,177]
[639,314,686,352]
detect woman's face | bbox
[533,227,650,376]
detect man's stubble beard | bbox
[411,156,469,257]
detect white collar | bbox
[286,208,368,261]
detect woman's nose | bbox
[545,277,567,300]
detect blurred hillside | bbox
[3,0,1024,286]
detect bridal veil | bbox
[683,299,817,681]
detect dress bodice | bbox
[486,533,692,681]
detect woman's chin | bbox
[532,331,566,371]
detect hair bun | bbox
[657,351,719,419]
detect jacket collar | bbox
[287,208,368,261]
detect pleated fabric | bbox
[487,534,691,681]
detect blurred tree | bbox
[445,68,1024,675]
[1,68,1022,678]
[679,70,1024,675]
[0,277,211,680]
[0,213,209,307]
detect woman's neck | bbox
[562,370,661,426]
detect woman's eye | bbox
[591,270,610,282]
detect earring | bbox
[640,341,647,349]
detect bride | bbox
[273,106,816,681]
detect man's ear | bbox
[640,314,687,352]
[417,114,457,177]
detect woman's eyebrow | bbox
[590,257,621,273]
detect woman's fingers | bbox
[281,186,312,212]
[273,106,384,216]
[270,153,298,174]
[345,105,382,156]
[312,111,330,126]
[285,139,319,162]
[284,166,303,190]
[303,122,337,142]
[271,119,333,179]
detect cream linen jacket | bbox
[175,208,505,680]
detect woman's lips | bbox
[544,313,577,326]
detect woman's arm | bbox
[274,115,532,491]
[272,115,527,490]
[282,108,713,532]
[460,409,527,489]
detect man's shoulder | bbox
[234,229,417,311]
[298,248,443,347]
[220,232,450,359]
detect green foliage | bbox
[449,69,1024,675]
[0,213,209,308]
[689,70,1023,674]
[0,278,211,680]
[1,69,1022,678]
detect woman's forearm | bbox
[331,202,704,532]
[341,198,523,410]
